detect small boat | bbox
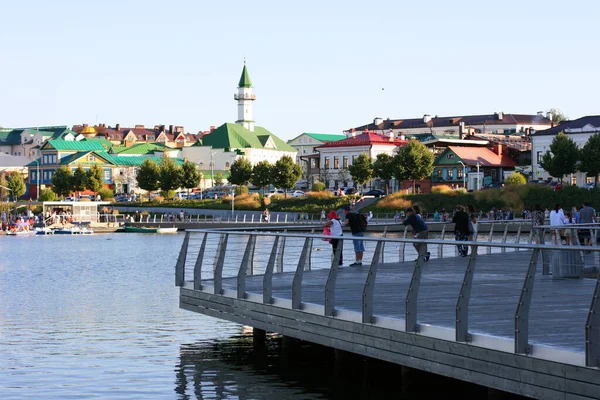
[124,226,178,234]
[54,227,94,235]
[6,230,36,236]
[35,227,55,235]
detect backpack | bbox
[358,213,368,232]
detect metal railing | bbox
[175,229,600,368]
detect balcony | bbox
[234,93,256,100]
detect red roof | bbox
[316,131,408,148]
[447,146,516,167]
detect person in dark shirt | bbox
[452,205,471,257]
[343,205,365,266]
[403,207,430,262]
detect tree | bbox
[539,132,579,182]
[136,159,161,192]
[39,188,56,201]
[72,165,88,193]
[579,133,600,185]
[159,156,183,193]
[548,108,568,125]
[392,140,434,193]
[251,160,273,194]
[6,172,26,200]
[86,164,104,194]
[214,171,224,187]
[505,172,527,185]
[372,153,395,194]
[181,161,201,196]
[0,176,8,201]
[52,166,73,197]
[348,153,372,193]
[228,157,253,187]
[272,155,303,197]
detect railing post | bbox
[213,234,229,295]
[528,226,534,244]
[515,225,522,250]
[501,224,509,253]
[160,215,164,223]
[539,228,550,275]
[379,227,387,263]
[305,229,315,271]
[153,215,156,223]
[455,245,478,342]
[251,215,254,223]
[193,232,208,290]
[205,214,208,223]
[586,271,600,367]
[399,226,408,262]
[487,223,495,254]
[262,236,280,304]
[237,235,257,299]
[405,256,424,333]
[276,229,287,273]
[515,248,540,354]
[438,224,446,259]
[363,240,384,323]
[292,236,312,309]
[175,231,190,286]
[276,214,279,223]
[324,238,343,317]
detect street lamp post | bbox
[476,162,481,190]
[33,159,40,200]
[231,187,235,218]
[458,161,467,189]
[210,152,216,189]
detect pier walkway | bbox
[175,230,600,399]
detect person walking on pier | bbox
[549,204,566,245]
[452,206,471,257]
[578,201,597,249]
[342,205,364,267]
[402,207,430,262]
[325,210,343,266]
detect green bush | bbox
[311,182,326,192]
[97,187,114,200]
[235,185,249,195]
[39,188,56,202]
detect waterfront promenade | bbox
[176,230,600,399]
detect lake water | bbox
[0,232,524,399]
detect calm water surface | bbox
[0,232,523,399]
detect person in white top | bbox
[549,203,566,244]
[324,210,344,266]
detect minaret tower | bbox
[234,59,256,131]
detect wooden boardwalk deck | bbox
[219,251,597,353]
[178,231,600,399]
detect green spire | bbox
[238,61,252,88]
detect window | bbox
[447,153,455,159]
[324,157,330,169]
[343,156,348,168]
[87,155,95,162]
[587,177,594,184]
[43,171,48,181]
[437,169,442,178]
[352,155,357,163]
[447,169,454,179]
[104,170,111,181]
[119,168,124,176]
[572,175,577,185]
[457,169,463,179]
[537,151,542,164]
[43,155,48,164]
[225,162,230,170]
[334,156,339,169]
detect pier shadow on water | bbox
[175,329,528,400]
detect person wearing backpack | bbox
[343,205,365,267]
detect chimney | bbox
[169,125,174,134]
[134,124,145,129]
[423,114,432,124]
[373,117,383,126]
[497,112,504,120]
[546,111,552,120]
[459,122,465,140]
[210,126,216,132]
[537,111,544,117]
[116,123,120,131]
[83,123,88,128]
[496,144,503,156]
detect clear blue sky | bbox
[1,0,598,140]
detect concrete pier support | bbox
[252,327,266,349]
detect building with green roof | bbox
[182,62,297,176]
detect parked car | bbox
[547,181,562,191]
[364,189,386,197]
[266,189,285,198]
[583,182,596,190]
[64,196,79,202]
[482,182,504,190]
[344,188,357,195]
[291,190,305,198]
[114,194,129,202]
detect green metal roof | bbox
[43,140,106,151]
[238,64,252,88]
[0,129,22,145]
[83,137,114,149]
[110,142,167,155]
[200,123,296,153]
[304,133,346,142]
[100,153,184,166]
